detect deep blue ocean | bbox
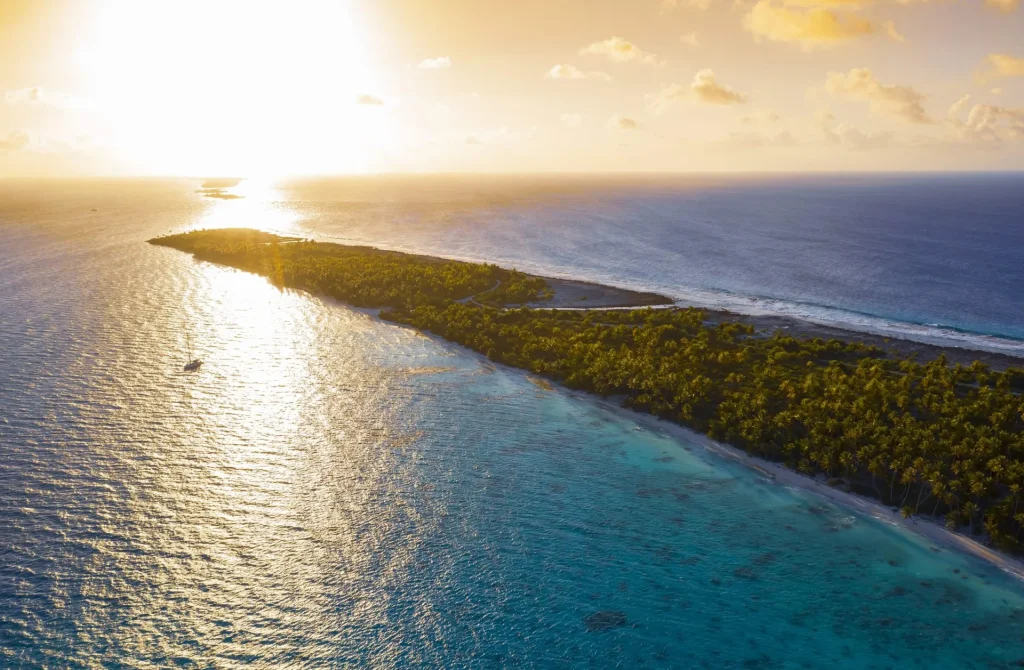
[276,173,1024,354]
[1,175,1023,668]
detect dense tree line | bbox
[154,229,1024,553]
[475,274,554,306]
[151,229,552,308]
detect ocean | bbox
[1,175,1023,668]
[271,173,1024,354]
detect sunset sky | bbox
[1,0,1022,176]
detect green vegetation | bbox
[151,228,552,308]
[475,273,554,306]
[153,228,1024,553]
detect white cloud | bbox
[948,102,1024,143]
[883,21,905,43]
[545,64,611,81]
[691,70,748,105]
[0,130,30,151]
[648,70,748,112]
[817,110,893,150]
[418,57,451,69]
[784,0,872,7]
[743,1,876,50]
[986,0,1020,12]
[946,93,970,121]
[580,37,665,66]
[607,114,639,130]
[965,105,1024,137]
[947,94,972,120]
[980,53,1024,81]
[824,68,932,124]
[561,113,583,128]
[661,0,712,10]
[648,83,688,112]
[355,94,384,106]
[681,32,700,48]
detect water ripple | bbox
[1,181,1024,668]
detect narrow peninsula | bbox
[151,228,1024,555]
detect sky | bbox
[0,0,1022,176]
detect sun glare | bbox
[193,178,302,235]
[75,0,385,176]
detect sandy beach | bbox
[374,293,1024,581]
[701,309,1024,371]
[185,236,1024,579]
[520,270,1022,370]
[591,395,1024,581]
[531,277,673,309]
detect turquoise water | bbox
[2,179,1024,667]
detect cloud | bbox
[986,0,1020,11]
[607,114,639,130]
[5,86,83,109]
[465,136,482,145]
[580,37,665,66]
[947,94,972,120]
[0,130,30,151]
[824,68,932,123]
[947,102,1024,143]
[545,64,611,81]
[417,57,451,69]
[691,70,748,105]
[741,108,782,124]
[964,105,1024,138]
[992,88,1003,95]
[743,1,876,49]
[647,83,688,112]
[355,94,384,105]
[561,113,583,128]
[980,53,1024,81]
[648,70,748,112]
[817,110,893,150]
[680,32,700,48]
[661,0,712,10]
[883,21,905,42]
[783,0,871,7]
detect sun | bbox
[74,0,389,176]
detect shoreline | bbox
[422,321,1024,581]
[700,309,1024,371]
[302,236,1024,367]
[597,396,1024,581]
[383,309,1024,582]
[155,232,1024,577]
[525,270,1022,370]
[244,228,1023,362]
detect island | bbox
[151,228,1024,555]
[195,178,244,199]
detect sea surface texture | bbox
[1,177,1024,668]
[276,173,1024,354]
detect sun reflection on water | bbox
[191,178,301,235]
[5,190,1024,667]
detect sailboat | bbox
[183,327,203,372]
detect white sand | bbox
[575,390,1024,581]
[370,306,1024,581]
